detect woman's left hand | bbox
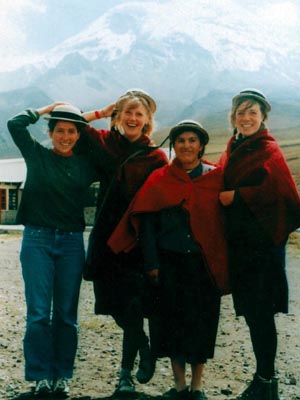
[37,102,68,116]
[219,190,235,206]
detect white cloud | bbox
[0,0,46,72]
[258,1,299,25]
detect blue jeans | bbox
[20,225,85,381]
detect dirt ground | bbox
[0,231,299,400]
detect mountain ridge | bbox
[0,1,299,157]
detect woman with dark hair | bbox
[108,120,229,400]
[81,89,168,394]
[7,103,101,398]
[218,89,300,400]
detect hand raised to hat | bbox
[36,101,69,116]
[102,102,116,118]
[82,102,116,122]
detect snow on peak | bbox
[19,0,300,73]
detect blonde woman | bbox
[81,89,168,394]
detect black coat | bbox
[225,195,288,317]
[83,133,168,316]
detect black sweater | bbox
[7,109,99,232]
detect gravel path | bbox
[0,231,299,400]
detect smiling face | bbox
[174,131,203,170]
[49,121,80,154]
[233,101,265,137]
[118,102,150,142]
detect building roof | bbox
[0,158,26,183]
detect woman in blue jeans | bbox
[7,103,104,398]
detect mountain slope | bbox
[0,1,299,157]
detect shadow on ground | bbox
[10,391,162,400]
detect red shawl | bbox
[83,126,168,196]
[108,159,230,294]
[218,128,300,245]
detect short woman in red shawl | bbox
[218,89,300,400]
[108,120,229,400]
[80,90,168,395]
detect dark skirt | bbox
[154,250,221,364]
[229,241,288,317]
[93,246,159,318]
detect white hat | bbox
[232,89,271,111]
[45,104,87,124]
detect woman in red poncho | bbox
[108,120,229,400]
[79,90,168,395]
[218,89,300,400]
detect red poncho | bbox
[108,159,230,294]
[218,128,300,245]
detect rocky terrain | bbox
[0,231,299,400]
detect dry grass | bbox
[288,232,300,252]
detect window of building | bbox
[0,189,6,210]
[9,189,18,210]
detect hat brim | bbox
[44,116,88,125]
[232,93,271,111]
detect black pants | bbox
[112,281,160,371]
[245,312,277,379]
[113,313,148,370]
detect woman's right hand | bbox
[102,103,116,118]
[82,102,116,122]
[219,190,235,206]
[146,268,159,286]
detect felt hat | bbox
[232,88,271,111]
[120,88,157,113]
[45,104,87,125]
[169,119,209,145]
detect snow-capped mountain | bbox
[0,0,300,139]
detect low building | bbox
[0,158,25,224]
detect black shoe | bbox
[115,369,135,396]
[136,344,156,384]
[271,377,280,400]
[162,387,190,400]
[190,390,207,400]
[52,378,70,398]
[34,379,52,398]
[234,374,272,400]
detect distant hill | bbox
[1,85,299,159]
[1,2,300,158]
[0,87,54,158]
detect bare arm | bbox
[82,103,116,122]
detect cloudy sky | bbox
[0,0,299,73]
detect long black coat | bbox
[83,130,168,316]
[225,197,289,317]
